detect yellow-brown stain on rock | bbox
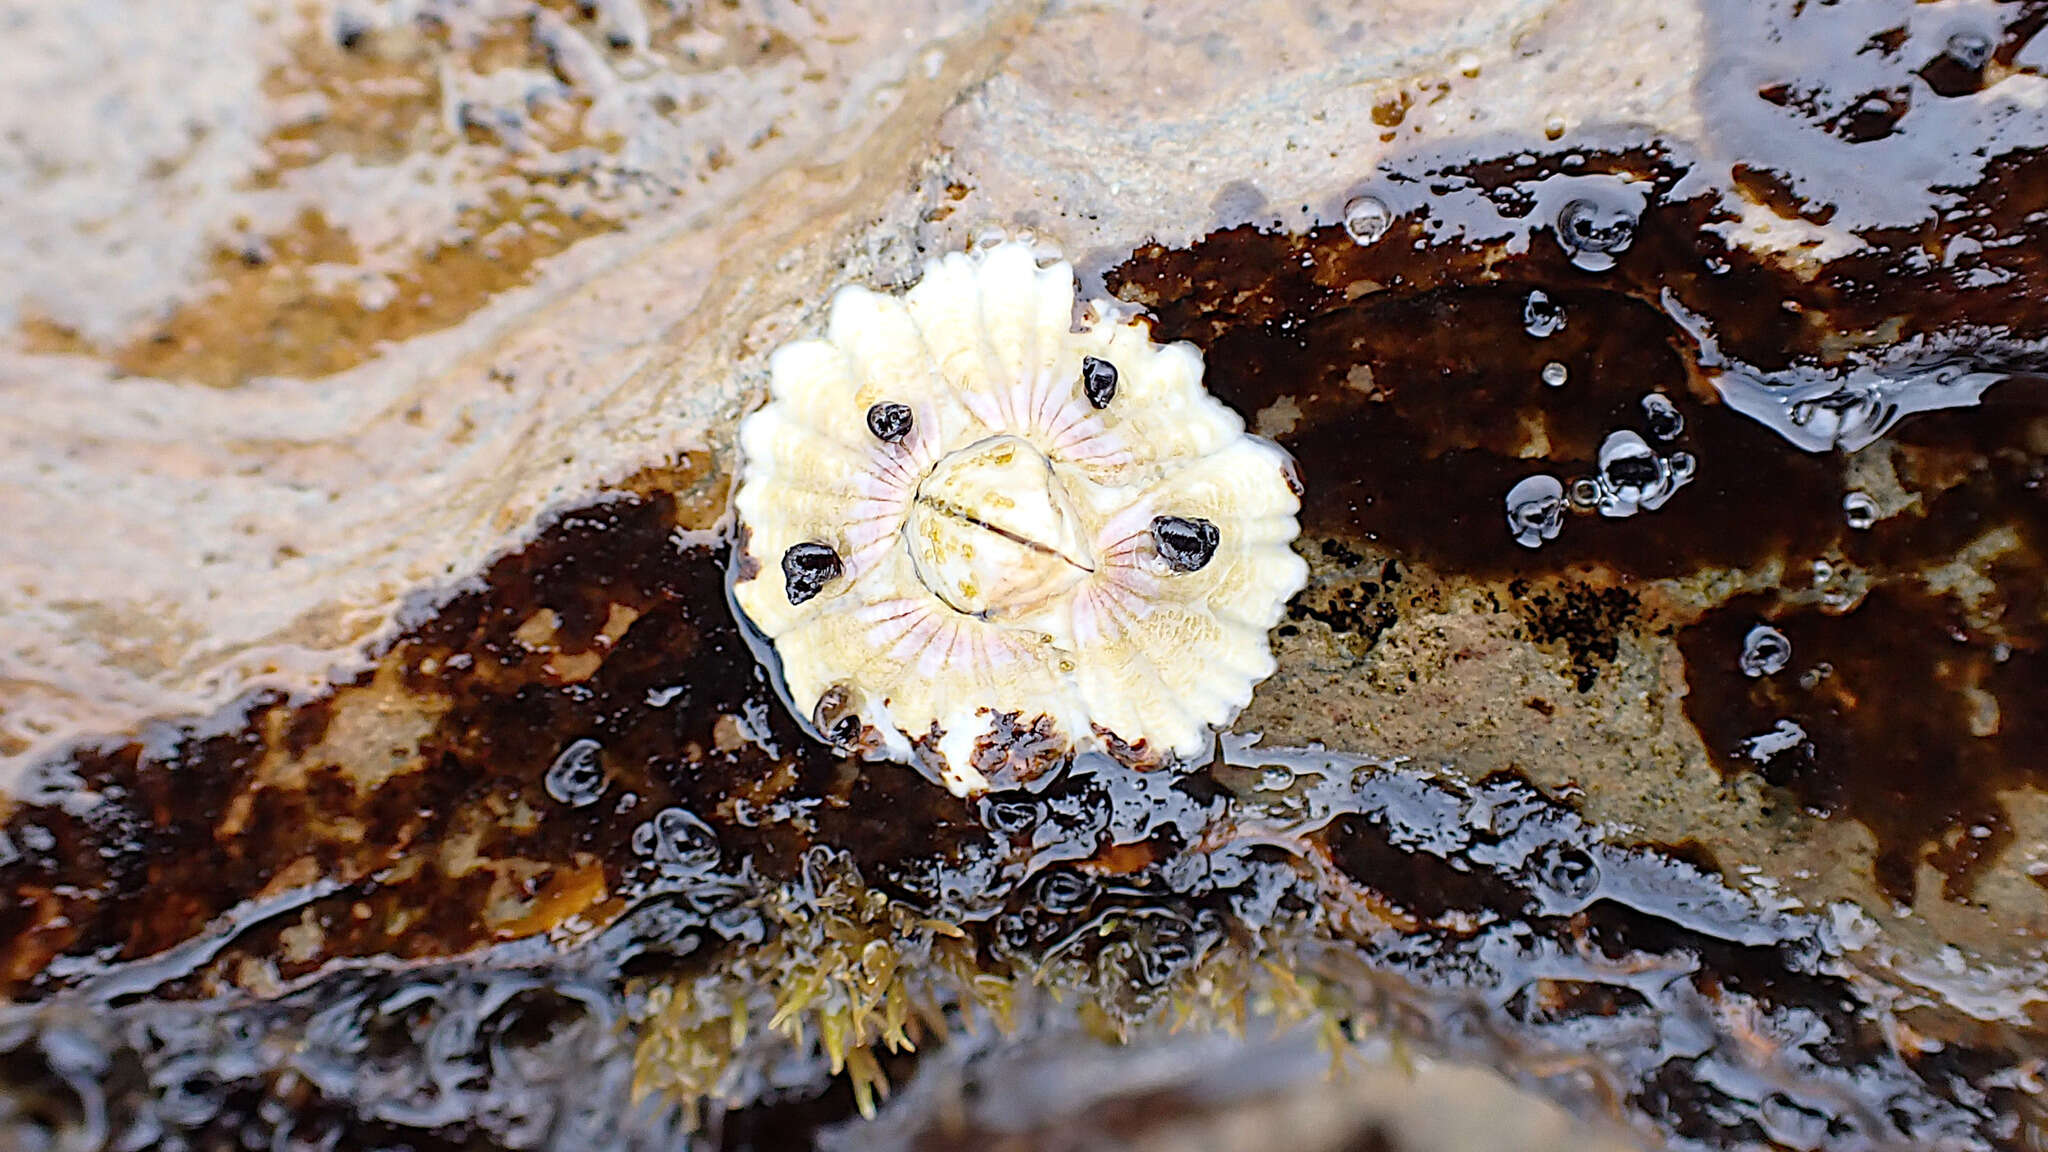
[485,854,610,939]
[58,200,619,388]
[17,0,864,388]
[18,12,630,388]
[245,662,447,801]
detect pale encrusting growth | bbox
[730,242,1306,795]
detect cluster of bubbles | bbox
[1505,430,1697,549]
[1575,430,1697,518]
[1678,296,2017,454]
[0,965,682,1152]
[1502,233,1701,549]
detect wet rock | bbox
[6,1,2048,1150]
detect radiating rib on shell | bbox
[731,241,1307,796]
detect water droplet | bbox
[1740,625,1792,678]
[1945,30,1993,70]
[1033,868,1095,914]
[1601,434,1661,485]
[1455,52,1481,78]
[1740,719,1810,764]
[1342,195,1393,245]
[1540,361,1569,387]
[994,911,1040,952]
[1504,475,1566,549]
[544,739,608,808]
[1712,356,2002,454]
[1641,392,1684,440]
[1543,114,1567,140]
[1555,197,1637,272]
[1524,289,1565,338]
[979,794,1040,835]
[1534,844,1600,904]
[631,807,722,873]
[1843,491,1879,530]
[1591,430,1691,516]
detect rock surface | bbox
[3,0,2048,1149]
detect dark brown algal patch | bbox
[1280,544,1404,655]
[1108,134,2048,583]
[1314,813,1532,925]
[1108,131,2048,906]
[1109,202,1851,585]
[1678,586,2048,905]
[1507,578,1641,693]
[1675,396,2048,906]
[0,455,979,999]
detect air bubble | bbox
[1945,30,1993,71]
[1707,353,2003,454]
[1590,430,1692,517]
[1740,720,1811,766]
[1533,844,1600,904]
[1641,393,1684,440]
[1843,491,1878,530]
[631,807,722,874]
[1740,625,1791,678]
[1033,868,1095,914]
[1540,361,1568,387]
[1601,433,1661,487]
[979,795,1040,836]
[1504,475,1566,549]
[544,739,608,808]
[1523,290,1565,338]
[1342,195,1393,245]
[1568,477,1602,509]
[1555,197,1637,272]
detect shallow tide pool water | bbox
[3,1,2048,1149]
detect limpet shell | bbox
[730,242,1306,795]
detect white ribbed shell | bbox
[730,242,1306,796]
